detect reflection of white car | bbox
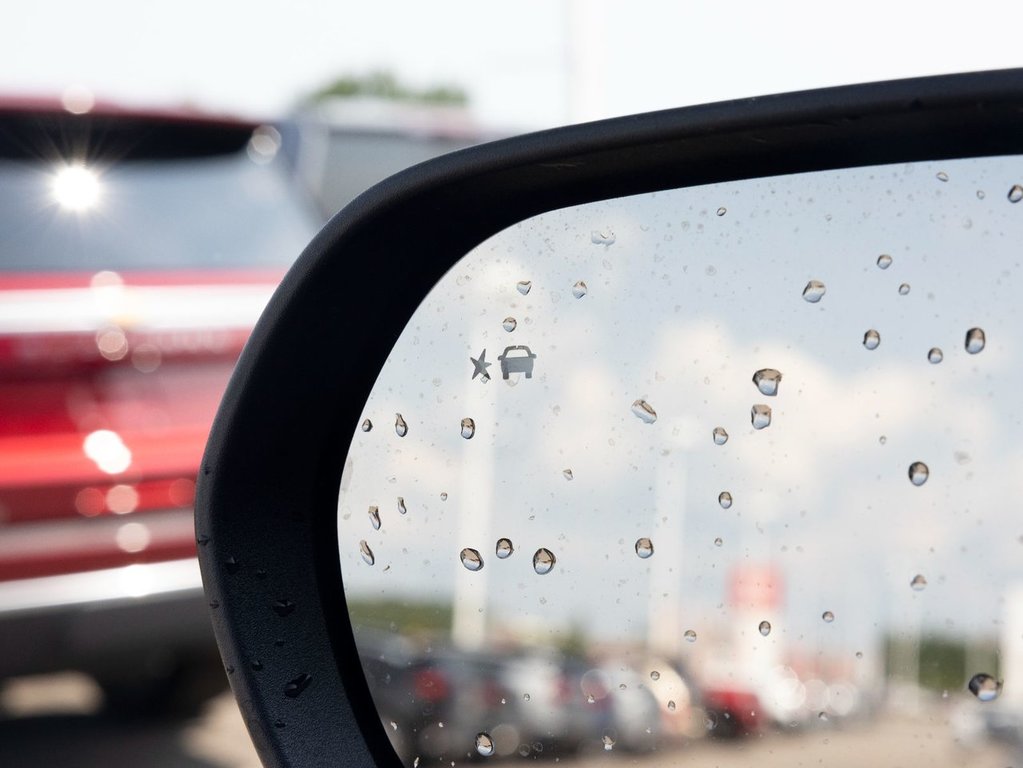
[498,345,537,379]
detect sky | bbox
[3,1,1023,130]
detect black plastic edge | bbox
[196,69,1023,767]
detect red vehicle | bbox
[0,98,319,714]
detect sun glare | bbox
[53,164,101,211]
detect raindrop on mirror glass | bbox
[397,497,407,515]
[631,399,657,424]
[367,505,381,531]
[879,435,887,445]
[394,413,408,437]
[716,206,726,216]
[572,281,588,299]
[911,574,928,591]
[863,330,881,350]
[965,327,986,354]
[359,540,374,566]
[928,347,943,364]
[361,418,373,432]
[516,280,532,295]
[1009,184,1023,203]
[718,491,732,509]
[758,620,772,636]
[908,462,930,486]
[752,368,782,396]
[968,673,1002,701]
[502,317,517,332]
[635,538,654,559]
[936,171,949,182]
[667,700,677,712]
[818,711,829,722]
[461,418,476,439]
[898,283,910,296]
[650,670,660,681]
[495,538,514,559]
[563,468,573,480]
[475,732,494,757]
[713,537,723,547]
[802,280,826,303]
[751,404,772,430]
[977,189,986,199]
[523,693,531,702]
[877,254,892,269]
[440,492,448,501]
[532,548,556,575]
[712,427,729,445]
[684,629,697,643]
[602,735,615,752]
[591,229,615,245]
[460,548,484,571]
[822,611,835,623]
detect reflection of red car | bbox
[0,98,318,714]
[497,344,537,379]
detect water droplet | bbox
[460,548,484,572]
[631,399,657,424]
[397,497,407,515]
[684,629,697,643]
[928,347,943,364]
[562,468,573,480]
[877,254,893,269]
[635,537,654,559]
[1009,184,1023,203]
[359,541,375,565]
[667,700,677,711]
[822,611,835,623]
[523,693,531,702]
[751,404,772,430]
[758,620,772,636]
[496,538,514,559]
[532,548,556,575]
[712,427,729,445]
[516,280,532,295]
[716,206,727,217]
[752,368,782,397]
[879,435,887,445]
[196,533,210,546]
[802,280,826,303]
[284,673,312,699]
[502,317,517,332]
[602,735,615,751]
[272,599,295,617]
[475,733,495,757]
[461,417,476,439]
[965,327,986,354]
[908,461,930,486]
[586,693,595,704]
[863,329,881,350]
[818,711,829,721]
[977,189,986,199]
[440,492,448,501]
[968,673,1002,701]
[367,505,381,530]
[898,283,911,295]
[650,670,660,681]
[713,537,723,547]
[394,413,408,437]
[572,280,588,298]
[910,574,928,591]
[591,229,615,245]
[224,556,240,574]
[936,171,949,182]
[718,491,733,509]
[251,660,263,671]
[856,651,864,659]
[361,418,373,432]
[413,758,420,768]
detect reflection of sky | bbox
[340,156,1023,657]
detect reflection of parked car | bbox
[497,345,536,379]
[0,97,319,715]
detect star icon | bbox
[470,349,492,382]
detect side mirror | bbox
[197,71,1023,767]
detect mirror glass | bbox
[339,155,1023,766]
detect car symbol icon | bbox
[497,345,537,379]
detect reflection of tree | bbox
[885,633,999,692]
[309,71,468,106]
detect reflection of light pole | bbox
[647,429,686,656]
[451,349,495,650]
